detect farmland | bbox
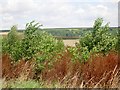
[1,18,120,88]
[63,39,79,47]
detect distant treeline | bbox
[1,27,118,37]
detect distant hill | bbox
[0,27,118,38]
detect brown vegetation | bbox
[2,54,35,80]
[2,51,119,88]
[41,51,119,87]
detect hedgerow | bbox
[2,21,64,63]
[2,18,117,64]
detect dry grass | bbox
[2,54,35,80]
[2,51,119,88]
[41,51,119,88]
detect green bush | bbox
[22,21,64,60]
[2,21,64,64]
[67,47,80,62]
[2,26,22,61]
[79,18,117,61]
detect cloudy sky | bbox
[0,0,119,29]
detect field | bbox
[63,39,79,47]
[1,19,120,88]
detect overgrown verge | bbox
[2,21,64,73]
[2,51,119,88]
[1,18,119,88]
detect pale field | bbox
[0,33,79,47]
[63,39,79,47]
[0,32,8,35]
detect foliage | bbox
[67,47,80,62]
[67,46,90,63]
[42,27,118,38]
[22,21,64,61]
[79,18,117,61]
[21,21,41,60]
[2,21,64,66]
[2,18,118,64]
[2,26,22,61]
[0,35,2,54]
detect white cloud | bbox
[96,5,108,10]
[98,0,119,3]
[1,0,37,13]
[3,15,13,21]
[75,8,85,14]
[0,0,118,29]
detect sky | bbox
[0,0,119,29]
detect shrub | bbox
[67,47,81,62]
[2,26,22,61]
[79,18,117,61]
[2,21,64,62]
[2,21,65,75]
[22,21,64,61]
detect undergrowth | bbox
[1,18,119,88]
